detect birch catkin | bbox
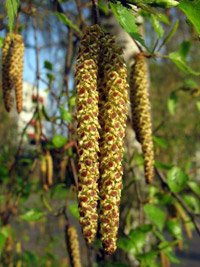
[99,34,129,254]
[130,53,154,184]
[66,226,82,267]
[2,33,13,112]
[9,34,24,113]
[76,25,103,244]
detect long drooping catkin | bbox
[66,226,82,267]
[8,34,24,113]
[130,53,154,184]
[75,25,103,244]
[2,33,13,112]
[99,34,129,255]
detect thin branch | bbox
[91,0,100,25]
[155,168,200,237]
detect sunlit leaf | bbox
[52,134,67,148]
[20,209,45,222]
[110,2,146,48]
[179,0,200,34]
[144,204,166,231]
[167,166,188,193]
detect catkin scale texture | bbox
[76,25,103,244]
[8,34,24,113]
[66,226,82,267]
[99,34,129,255]
[130,53,154,183]
[2,33,13,112]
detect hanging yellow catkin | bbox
[66,226,82,267]
[98,33,129,255]
[75,25,103,244]
[129,53,154,184]
[8,33,24,113]
[2,33,13,112]
[45,151,53,186]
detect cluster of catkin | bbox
[1,33,24,113]
[129,53,154,184]
[76,25,128,254]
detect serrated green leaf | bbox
[167,91,178,115]
[52,134,67,148]
[144,204,166,231]
[150,14,164,38]
[168,41,200,75]
[110,2,146,48]
[20,209,45,222]
[179,0,200,35]
[167,166,188,193]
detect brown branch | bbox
[91,0,100,25]
[155,168,200,237]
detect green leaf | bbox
[179,0,200,35]
[144,204,166,231]
[150,14,164,38]
[188,181,200,195]
[166,218,182,239]
[0,226,12,253]
[68,203,80,220]
[158,20,179,50]
[44,60,53,71]
[154,160,172,170]
[153,0,179,8]
[20,209,45,222]
[52,134,67,148]
[110,2,146,48]
[117,237,136,253]
[59,106,72,123]
[167,91,178,115]
[0,233,7,253]
[168,41,200,75]
[0,37,4,48]
[167,166,188,193]
[55,12,82,36]
[129,227,147,253]
[5,0,19,32]
[138,251,157,267]
[69,96,76,108]
[183,195,200,213]
[98,0,109,15]
[153,136,168,149]
[50,183,67,199]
